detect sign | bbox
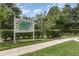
[15,18,34,32]
[13,17,35,44]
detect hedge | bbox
[35,30,42,38]
[1,30,13,41]
[16,32,33,39]
[16,30,42,39]
[1,29,79,40]
[46,30,61,38]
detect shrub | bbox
[16,32,33,39]
[1,30,13,41]
[61,29,79,35]
[46,30,61,38]
[16,30,42,39]
[35,30,42,39]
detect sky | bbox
[17,3,77,18]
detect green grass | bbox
[0,39,53,51]
[22,40,79,56]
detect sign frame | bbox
[14,16,35,44]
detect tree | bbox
[0,3,21,29]
[54,12,70,30]
[4,3,21,29]
[47,6,60,29]
[0,3,21,42]
[35,12,48,38]
[0,4,13,29]
[62,4,72,29]
[54,4,72,31]
[71,4,79,28]
[5,3,21,16]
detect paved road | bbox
[0,37,78,56]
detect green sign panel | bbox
[15,18,34,32]
[19,21,31,30]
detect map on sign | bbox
[15,18,34,32]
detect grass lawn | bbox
[22,40,79,56]
[0,39,53,51]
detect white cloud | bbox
[21,9,44,17]
[22,9,32,17]
[22,9,31,14]
[17,4,27,10]
[58,3,65,8]
[33,9,43,15]
[19,5,25,9]
[47,4,53,9]
[20,4,64,17]
[47,4,57,9]
[47,5,50,8]
[16,4,21,6]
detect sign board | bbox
[14,17,35,44]
[15,18,34,33]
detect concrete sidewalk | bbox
[0,37,78,56]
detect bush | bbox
[61,29,79,35]
[71,29,79,35]
[35,30,42,39]
[46,30,61,38]
[1,30,13,41]
[16,32,33,39]
[16,30,42,39]
[27,32,33,39]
